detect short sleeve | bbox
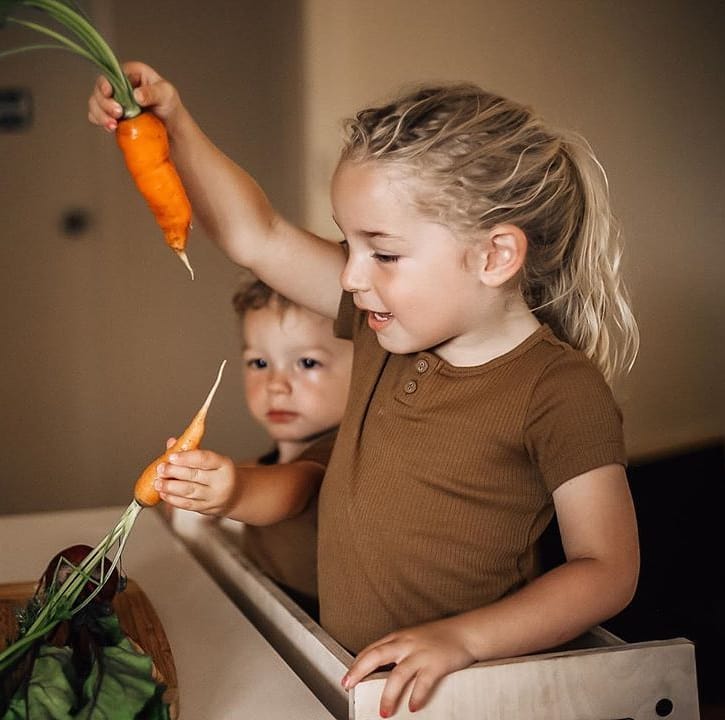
[297,429,339,469]
[334,291,355,339]
[524,353,626,493]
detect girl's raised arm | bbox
[89,62,345,319]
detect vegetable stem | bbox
[0,500,143,673]
[0,0,141,116]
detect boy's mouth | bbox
[267,410,299,423]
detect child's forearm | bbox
[225,461,323,526]
[163,105,345,317]
[450,556,638,662]
[163,105,274,267]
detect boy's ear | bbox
[476,224,528,287]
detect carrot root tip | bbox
[176,249,195,280]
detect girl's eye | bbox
[373,253,399,263]
[246,358,267,369]
[299,357,321,369]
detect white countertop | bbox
[0,505,335,720]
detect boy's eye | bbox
[299,357,321,369]
[373,253,399,263]
[246,358,267,369]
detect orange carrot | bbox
[0,2,195,277]
[116,113,194,278]
[134,360,227,506]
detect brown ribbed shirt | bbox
[242,428,337,601]
[318,293,626,653]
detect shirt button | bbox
[404,380,417,394]
[416,358,429,373]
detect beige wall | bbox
[1,1,722,513]
[301,0,725,458]
[0,0,302,513]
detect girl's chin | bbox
[374,332,428,355]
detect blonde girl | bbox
[90,65,640,717]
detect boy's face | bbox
[242,302,353,446]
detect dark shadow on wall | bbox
[540,440,725,709]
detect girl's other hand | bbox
[154,448,238,517]
[87,61,180,132]
[341,618,476,716]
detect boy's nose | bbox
[267,370,292,394]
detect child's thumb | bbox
[133,87,148,106]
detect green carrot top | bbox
[0,0,140,117]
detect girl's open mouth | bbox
[367,311,393,332]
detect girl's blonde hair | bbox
[339,84,639,383]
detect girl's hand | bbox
[154,447,238,517]
[87,61,180,132]
[342,618,476,716]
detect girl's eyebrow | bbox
[331,216,402,242]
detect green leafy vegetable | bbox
[1,612,170,720]
[3,645,76,719]
[76,638,163,719]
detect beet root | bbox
[42,544,119,604]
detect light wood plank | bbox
[351,639,699,720]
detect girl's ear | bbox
[477,224,528,287]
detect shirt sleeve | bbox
[334,291,356,340]
[297,429,339,469]
[524,352,627,493]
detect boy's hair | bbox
[339,84,639,383]
[232,273,293,318]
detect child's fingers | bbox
[156,461,209,486]
[376,658,419,717]
[131,80,178,119]
[167,449,221,471]
[342,640,397,690]
[95,74,113,98]
[406,667,440,713]
[87,96,118,130]
[157,490,198,511]
[343,639,417,717]
[87,62,173,130]
[155,476,205,500]
[88,75,123,130]
[122,60,162,88]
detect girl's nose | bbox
[340,254,369,294]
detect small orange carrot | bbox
[134,360,227,506]
[116,113,194,278]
